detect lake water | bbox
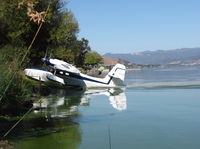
[1,66,200,149]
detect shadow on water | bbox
[0,87,126,149]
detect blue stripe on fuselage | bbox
[56,67,125,85]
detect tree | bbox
[0,0,94,115]
[0,0,87,66]
[52,38,91,66]
[84,51,102,66]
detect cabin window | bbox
[65,72,69,76]
[59,71,63,74]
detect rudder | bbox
[108,64,126,82]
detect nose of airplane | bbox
[42,58,46,62]
[41,58,53,66]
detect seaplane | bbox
[24,58,126,88]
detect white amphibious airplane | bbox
[24,58,126,88]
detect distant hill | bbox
[102,57,145,68]
[104,48,200,66]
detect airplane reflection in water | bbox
[33,88,127,117]
[82,88,127,111]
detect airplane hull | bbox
[24,68,65,85]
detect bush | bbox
[0,45,33,116]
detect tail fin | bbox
[106,64,126,86]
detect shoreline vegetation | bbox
[0,0,157,118]
[0,0,103,117]
[0,0,163,117]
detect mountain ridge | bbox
[104,48,200,66]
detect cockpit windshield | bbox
[61,64,70,69]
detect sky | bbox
[67,0,200,54]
